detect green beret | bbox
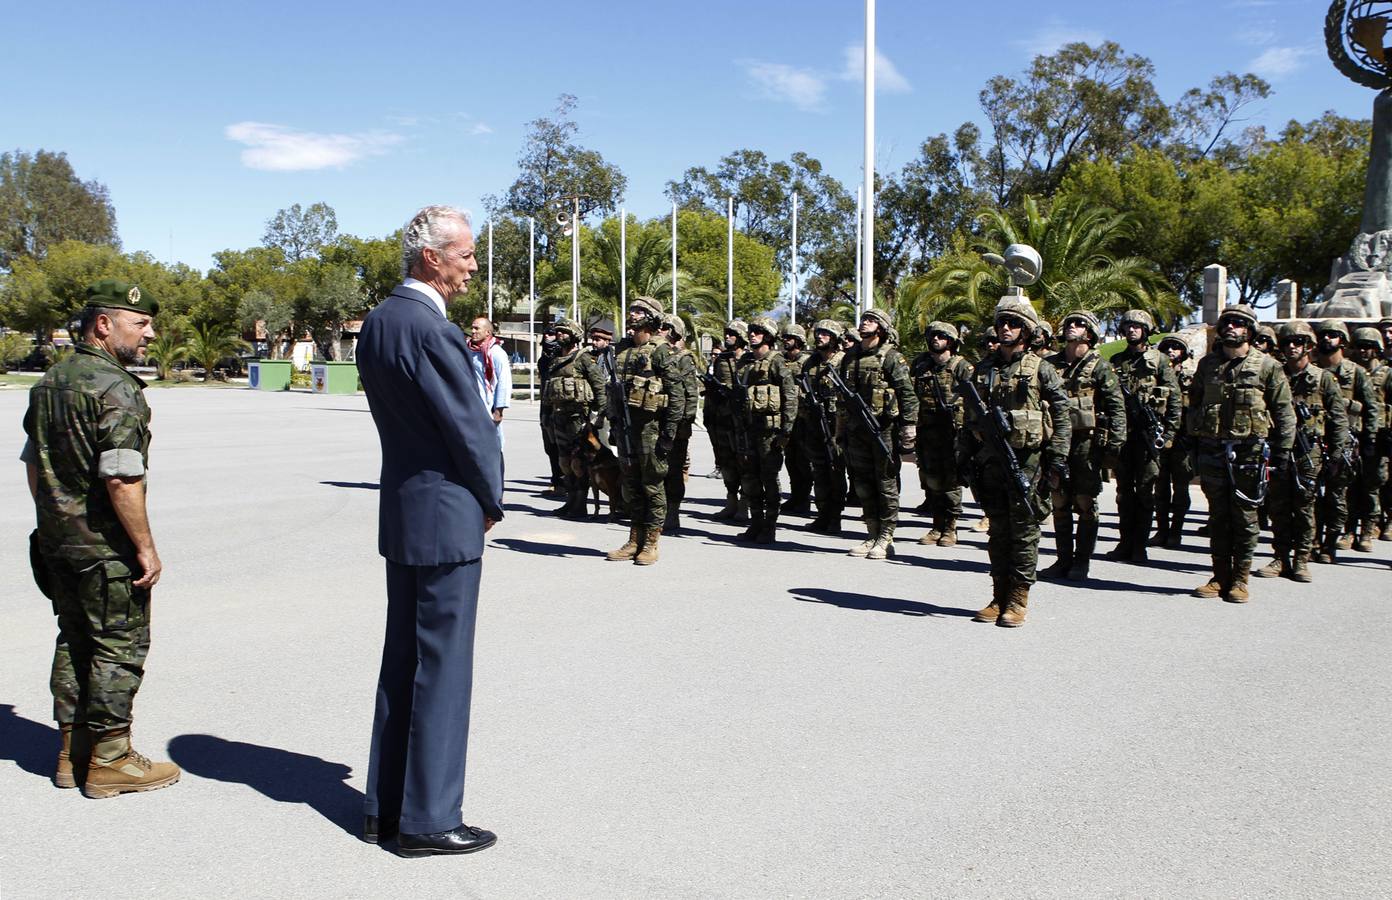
[86,279,159,316]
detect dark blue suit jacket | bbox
[356,285,504,565]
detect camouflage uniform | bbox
[798,321,847,532]
[1186,305,1296,601]
[1350,327,1390,551]
[958,298,1072,626]
[605,298,687,565]
[908,322,973,546]
[660,314,701,531]
[838,310,917,559]
[1152,334,1197,549]
[704,322,748,521]
[537,327,563,493]
[779,323,813,514]
[1109,310,1183,561]
[541,319,606,517]
[734,317,798,543]
[1256,322,1349,582]
[1314,320,1380,561]
[1039,311,1126,581]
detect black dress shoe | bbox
[363,815,398,844]
[395,824,497,858]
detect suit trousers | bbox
[365,558,482,834]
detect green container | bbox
[311,361,359,394]
[249,360,292,391]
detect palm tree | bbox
[897,196,1186,341]
[187,320,249,382]
[144,331,189,380]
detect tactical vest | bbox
[1333,360,1365,434]
[1117,347,1173,417]
[542,351,593,410]
[971,352,1046,450]
[1060,351,1103,433]
[1173,362,1196,409]
[800,351,844,418]
[1192,351,1271,440]
[616,342,667,412]
[1288,364,1330,436]
[913,355,966,429]
[737,352,783,421]
[845,345,902,421]
[1369,362,1392,431]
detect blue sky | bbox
[0,0,1369,270]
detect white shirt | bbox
[402,277,447,318]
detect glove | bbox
[656,436,675,457]
[896,424,917,455]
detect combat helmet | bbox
[1060,310,1102,344]
[629,296,664,329]
[812,318,842,340]
[659,313,686,341]
[1354,326,1385,350]
[1318,319,1351,342]
[553,317,584,342]
[1157,333,1190,359]
[1120,309,1155,334]
[1255,323,1278,347]
[781,322,807,346]
[925,320,960,347]
[724,319,749,346]
[748,316,780,344]
[993,297,1040,330]
[860,307,893,332]
[1278,320,1316,342]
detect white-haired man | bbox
[355,205,504,857]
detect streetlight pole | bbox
[620,208,627,325]
[571,198,580,321]
[727,196,734,321]
[528,217,535,403]
[671,201,678,316]
[791,191,799,327]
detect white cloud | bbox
[225,121,403,171]
[470,122,494,136]
[1014,23,1105,57]
[1247,45,1316,79]
[1235,24,1278,46]
[839,44,912,93]
[744,61,828,112]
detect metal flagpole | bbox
[671,201,678,315]
[855,187,863,316]
[862,0,876,311]
[486,219,494,321]
[620,209,627,325]
[571,201,580,321]
[791,192,799,327]
[727,196,734,320]
[528,217,536,403]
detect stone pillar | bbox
[1274,280,1298,318]
[1203,264,1227,324]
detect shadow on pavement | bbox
[1039,576,1187,595]
[320,481,379,490]
[0,704,58,781]
[168,734,362,838]
[492,537,606,558]
[893,553,991,575]
[790,588,976,618]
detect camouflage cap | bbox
[85,279,159,316]
[1354,326,1385,349]
[1217,304,1258,328]
[1060,310,1101,342]
[1318,318,1351,341]
[724,319,749,344]
[925,320,960,342]
[1120,309,1155,332]
[659,313,686,340]
[812,318,842,338]
[993,297,1040,329]
[1278,320,1316,341]
[860,308,894,332]
[554,317,584,340]
[748,315,779,339]
[781,322,807,343]
[629,296,664,323]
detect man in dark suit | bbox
[355,205,504,858]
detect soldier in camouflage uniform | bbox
[838,323,863,510]
[958,298,1072,627]
[604,297,687,565]
[705,321,749,522]
[660,313,701,532]
[537,323,564,497]
[908,321,972,547]
[22,279,181,798]
[1313,319,1380,562]
[1255,321,1349,582]
[1380,317,1392,540]
[1108,310,1183,562]
[779,323,814,515]
[1253,324,1279,359]
[1349,327,1391,551]
[732,317,798,543]
[1030,319,1055,358]
[1186,304,1296,603]
[541,318,606,519]
[799,320,848,533]
[838,309,918,560]
[1151,334,1197,549]
[1038,311,1126,581]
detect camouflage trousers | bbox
[47,556,150,737]
[975,450,1045,585]
[915,423,962,524]
[1268,453,1322,558]
[739,428,785,522]
[663,420,694,516]
[620,416,669,528]
[1195,440,1265,572]
[844,429,899,527]
[546,409,589,487]
[1315,463,1355,550]
[708,421,741,500]
[783,419,813,502]
[540,401,562,487]
[1155,444,1193,532]
[1350,453,1388,528]
[803,428,845,516]
[1115,439,1161,548]
[1050,440,1105,523]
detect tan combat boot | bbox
[971,515,990,533]
[606,525,644,561]
[1290,552,1313,583]
[973,579,1007,623]
[634,526,661,566]
[1193,559,1230,599]
[82,731,180,799]
[1225,561,1251,604]
[1254,556,1288,579]
[867,523,895,560]
[918,517,942,545]
[1336,532,1354,551]
[1355,520,1377,553]
[848,519,880,557]
[998,582,1030,627]
[55,724,84,789]
[936,519,958,548]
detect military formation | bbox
[538,295,1392,628]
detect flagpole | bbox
[528,217,536,403]
[620,209,627,325]
[855,187,863,316]
[486,219,494,321]
[727,196,734,321]
[791,191,799,327]
[671,201,678,316]
[862,0,876,311]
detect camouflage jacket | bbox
[1325,357,1380,438]
[542,347,605,416]
[702,349,745,427]
[909,352,972,432]
[798,349,844,425]
[1186,348,1296,452]
[735,348,798,435]
[23,343,151,561]
[1285,362,1349,459]
[608,338,685,443]
[837,340,917,436]
[1111,344,1184,441]
[671,347,700,422]
[1045,349,1127,452]
[957,348,1072,464]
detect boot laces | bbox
[127,749,154,770]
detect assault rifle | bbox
[929,371,959,442]
[799,371,837,467]
[956,372,1032,505]
[1119,383,1166,458]
[598,348,636,462]
[1291,401,1323,498]
[826,364,892,457]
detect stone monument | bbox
[1308,1,1392,318]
